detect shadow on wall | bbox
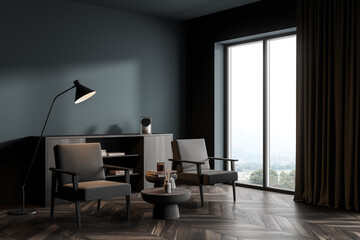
[106,125,123,135]
[85,125,124,135]
[85,126,97,135]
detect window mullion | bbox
[225,47,231,170]
[263,40,270,188]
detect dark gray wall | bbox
[0,0,185,144]
[185,0,297,156]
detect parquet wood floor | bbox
[1,185,360,239]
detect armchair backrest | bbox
[54,143,105,185]
[171,139,210,172]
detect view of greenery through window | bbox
[228,35,296,191]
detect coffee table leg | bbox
[153,204,180,219]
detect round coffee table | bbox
[141,187,191,219]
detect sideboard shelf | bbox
[105,172,141,179]
[102,154,141,158]
[25,133,173,206]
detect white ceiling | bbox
[71,0,260,21]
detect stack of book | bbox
[101,149,125,157]
[107,169,133,176]
[101,149,107,157]
[107,152,125,157]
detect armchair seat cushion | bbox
[177,170,238,185]
[58,180,131,201]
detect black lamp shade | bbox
[74,80,96,104]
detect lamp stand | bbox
[8,86,76,215]
[8,186,36,215]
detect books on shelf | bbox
[107,169,133,175]
[101,149,125,157]
[108,170,125,175]
[107,152,125,157]
[101,149,107,157]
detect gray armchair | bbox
[50,143,131,229]
[170,139,238,207]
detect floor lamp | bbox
[8,80,96,215]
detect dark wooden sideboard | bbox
[25,134,173,206]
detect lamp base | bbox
[8,208,37,215]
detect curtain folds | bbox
[295,0,360,210]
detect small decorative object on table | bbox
[163,169,173,193]
[169,175,176,189]
[164,179,171,193]
[166,168,176,189]
[145,169,177,187]
[157,162,165,172]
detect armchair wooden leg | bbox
[199,184,204,207]
[126,195,130,220]
[50,171,56,218]
[50,195,55,218]
[75,201,81,229]
[97,200,101,210]
[232,181,236,202]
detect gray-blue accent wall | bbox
[0,0,185,144]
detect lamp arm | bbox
[20,85,76,195]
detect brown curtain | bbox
[295,0,360,210]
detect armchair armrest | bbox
[103,164,131,184]
[169,159,206,184]
[49,168,82,191]
[103,164,132,171]
[169,159,207,165]
[208,157,238,162]
[49,167,83,176]
[208,157,238,171]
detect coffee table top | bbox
[141,187,191,204]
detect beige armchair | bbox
[50,143,131,229]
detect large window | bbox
[227,34,296,191]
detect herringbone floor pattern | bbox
[1,185,360,239]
